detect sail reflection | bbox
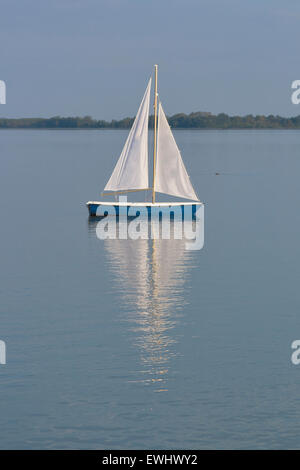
[88,217,197,391]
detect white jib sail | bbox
[155,102,199,201]
[104,78,152,192]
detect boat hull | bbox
[86,201,203,219]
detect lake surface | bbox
[1,129,300,449]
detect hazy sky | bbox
[1,0,300,119]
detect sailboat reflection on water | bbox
[88,217,202,391]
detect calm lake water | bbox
[1,129,300,449]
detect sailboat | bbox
[86,65,203,218]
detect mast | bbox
[152,64,158,204]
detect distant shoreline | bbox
[1,112,300,129]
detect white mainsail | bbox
[155,102,199,201]
[104,78,152,192]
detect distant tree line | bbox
[1,112,300,129]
